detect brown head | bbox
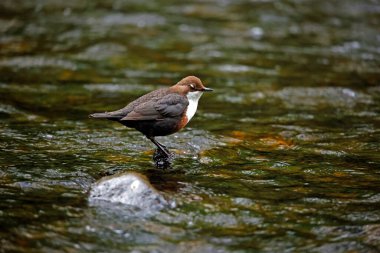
[170,76,213,95]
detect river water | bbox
[1,0,380,252]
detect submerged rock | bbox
[89,172,173,210]
[0,56,77,70]
[76,42,127,61]
[272,87,372,108]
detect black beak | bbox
[202,87,213,92]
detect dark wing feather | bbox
[120,93,188,121]
[154,93,189,117]
[121,100,161,121]
[95,88,170,120]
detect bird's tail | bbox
[89,112,108,118]
[89,112,120,119]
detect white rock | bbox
[89,172,172,210]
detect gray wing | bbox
[155,93,189,117]
[120,93,188,121]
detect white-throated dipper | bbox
[89,76,213,157]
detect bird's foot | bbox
[153,148,174,169]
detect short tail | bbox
[89,112,108,118]
[89,112,124,121]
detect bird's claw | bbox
[153,148,174,169]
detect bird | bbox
[89,76,213,157]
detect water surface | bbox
[1,0,380,252]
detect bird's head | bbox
[171,76,213,96]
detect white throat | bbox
[186,91,203,122]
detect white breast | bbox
[186,91,203,122]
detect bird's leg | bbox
[147,136,171,157]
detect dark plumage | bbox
[89,76,212,156]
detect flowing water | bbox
[1,0,380,252]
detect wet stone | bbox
[89,13,166,27]
[76,43,127,61]
[89,172,174,211]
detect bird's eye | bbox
[190,84,195,89]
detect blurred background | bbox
[1,0,380,252]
